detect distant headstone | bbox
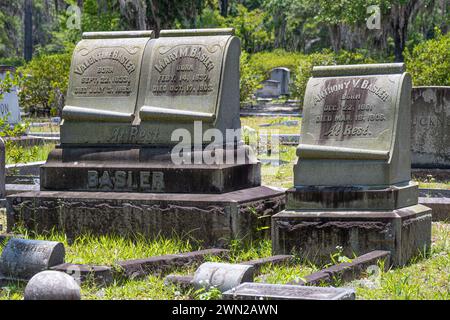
[256,80,281,98]
[223,283,355,300]
[0,137,5,199]
[272,63,432,266]
[411,86,450,168]
[0,66,21,125]
[0,238,65,280]
[24,270,81,300]
[270,67,290,95]
[193,262,254,293]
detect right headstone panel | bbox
[295,63,412,186]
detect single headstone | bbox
[24,270,81,300]
[411,86,450,169]
[272,63,432,266]
[223,283,355,300]
[0,238,65,280]
[0,137,5,199]
[193,262,254,293]
[270,67,290,95]
[0,66,21,125]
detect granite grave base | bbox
[272,204,432,266]
[7,186,285,247]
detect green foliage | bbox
[82,0,121,32]
[16,52,71,114]
[404,29,450,86]
[293,50,336,100]
[240,51,262,101]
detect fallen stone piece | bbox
[24,270,81,300]
[164,274,194,291]
[290,250,390,286]
[193,262,254,293]
[117,248,229,279]
[239,255,293,273]
[0,238,65,281]
[223,283,355,300]
[50,263,113,286]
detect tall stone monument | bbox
[7,29,284,245]
[0,66,21,125]
[272,63,432,266]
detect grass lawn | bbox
[0,222,448,300]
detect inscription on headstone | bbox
[0,238,65,280]
[295,63,411,186]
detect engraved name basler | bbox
[73,49,137,97]
[313,78,390,139]
[87,170,165,192]
[152,45,216,96]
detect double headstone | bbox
[8,29,284,245]
[272,63,432,266]
[0,66,21,125]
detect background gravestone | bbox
[272,63,432,266]
[270,67,290,95]
[256,80,281,98]
[411,86,450,169]
[0,66,21,125]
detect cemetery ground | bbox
[1,116,449,300]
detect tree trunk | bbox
[24,0,33,62]
[219,0,228,17]
[328,24,341,52]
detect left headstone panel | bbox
[61,31,155,145]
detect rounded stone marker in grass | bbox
[24,271,81,300]
[193,262,254,293]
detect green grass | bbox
[349,223,450,300]
[241,116,302,135]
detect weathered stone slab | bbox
[286,182,418,211]
[272,205,431,266]
[164,274,194,290]
[7,186,285,247]
[117,248,229,279]
[24,271,81,300]
[223,283,355,300]
[0,66,21,125]
[290,250,390,286]
[411,86,450,169]
[40,146,260,193]
[50,263,113,285]
[0,238,65,281]
[193,262,254,292]
[295,63,411,186]
[418,197,450,222]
